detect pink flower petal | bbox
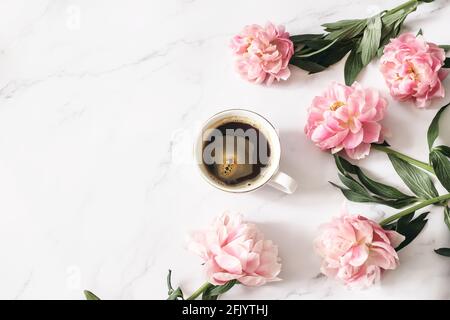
[215,253,243,275]
[231,22,293,85]
[345,143,371,160]
[315,213,400,286]
[188,212,282,288]
[343,130,364,149]
[348,244,369,267]
[380,32,447,108]
[362,122,381,144]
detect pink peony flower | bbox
[188,212,281,286]
[380,33,448,108]
[315,212,404,287]
[230,22,294,85]
[304,82,387,160]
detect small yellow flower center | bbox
[330,101,345,111]
[396,61,419,81]
[407,62,419,80]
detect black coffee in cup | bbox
[202,121,271,186]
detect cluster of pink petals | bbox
[315,212,404,287]
[230,22,294,85]
[188,212,281,286]
[380,33,448,108]
[304,82,387,160]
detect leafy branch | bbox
[331,103,450,256]
[289,0,434,85]
[331,155,419,209]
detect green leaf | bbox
[383,223,397,230]
[167,269,174,293]
[414,211,429,223]
[393,0,420,14]
[445,57,450,68]
[322,19,363,31]
[166,270,184,300]
[381,9,407,27]
[296,39,338,58]
[287,0,431,77]
[416,28,423,36]
[331,182,416,208]
[435,145,450,157]
[434,248,450,257]
[377,26,398,57]
[430,150,450,192]
[427,103,449,149]
[360,14,382,65]
[388,154,438,200]
[84,290,101,300]
[397,212,415,230]
[377,23,395,57]
[333,155,418,208]
[290,34,323,43]
[373,141,391,147]
[338,173,369,195]
[334,155,415,200]
[207,280,237,296]
[329,182,375,203]
[344,46,364,85]
[393,15,407,32]
[309,40,354,67]
[444,206,450,230]
[439,45,450,52]
[325,20,367,41]
[202,280,237,300]
[355,168,413,200]
[395,212,429,251]
[334,155,358,175]
[302,39,335,50]
[385,197,419,209]
[378,3,416,56]
[298,40,353,67]
[290,58,327,73]
[202,294,218,300]
[167,288,183,300]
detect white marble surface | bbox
[1,0,449,300]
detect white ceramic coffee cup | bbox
[194,109,297,194]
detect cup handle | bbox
[267,171,297,194]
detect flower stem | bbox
[372,144,434,174]
[380,193,450,226]
[186,282,213,300]
[388,0,418,14]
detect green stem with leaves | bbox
[186,282,213,300]
[380,193,450,226]
[372,144,435,174]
